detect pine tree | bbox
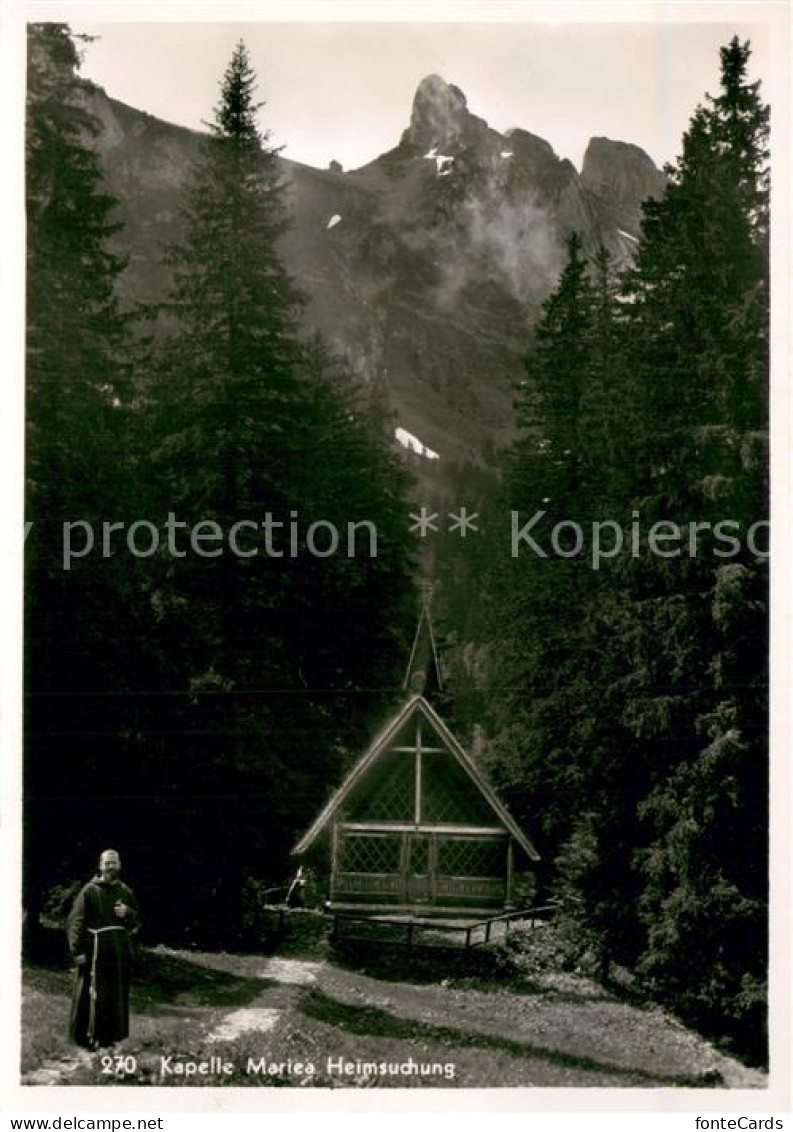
[625,39,770,1060]
[564,38,767,1049]
[24,24,139,942]
[26,24,130,547]
[153,41,308,689]
[161,42,302,477]
[284,334,415,702]
[515,231,592,501]
[146,43,319,924]
[478,38,769,1057]
[621,37,768,471]
[488,235,621,873]
[144,43,416,927]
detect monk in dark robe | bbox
[67,849,140,1049]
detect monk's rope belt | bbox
[87,926,127,1045]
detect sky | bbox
[73,18,774,173]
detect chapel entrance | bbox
[294,693,541,915]
[406,834,432,904]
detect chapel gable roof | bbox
[292,694,539,860]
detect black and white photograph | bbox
[2,0,790,1114]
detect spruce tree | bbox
[624,38,770,1059]
[479,38,768,1057]
[26,24,130,554]
[154,40,307,690]
[148,43,317,925]
[146,43,416,928]
[490,235,619,870]
[515,231,592,500]
[24,24,138,941]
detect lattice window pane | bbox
[421,752,493,824]
[409,837,430,874]
[346,751,415,821]
[438,838,505,877]
[339,835,402,873]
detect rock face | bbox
[402,74,472,151]
[581,136,667,231]
[81,73,666,469]
[400,73,500,158]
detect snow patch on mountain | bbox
[424,147,454,175]
[395,426,440,460]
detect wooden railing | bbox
[329,903,557,950]
[462,904,557,947]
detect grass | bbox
[20,920,765,1089]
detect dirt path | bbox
[22,939,766,1089]
[22,953,328,1087]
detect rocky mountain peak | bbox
[401,73,476,152]
[581,136,666,205]
[80,76,669,468]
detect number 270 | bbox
[100,1054,137,1075]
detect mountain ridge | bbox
[82,72,666,467]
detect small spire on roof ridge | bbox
[402,582,443,696]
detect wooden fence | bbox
[329,903,557,950]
